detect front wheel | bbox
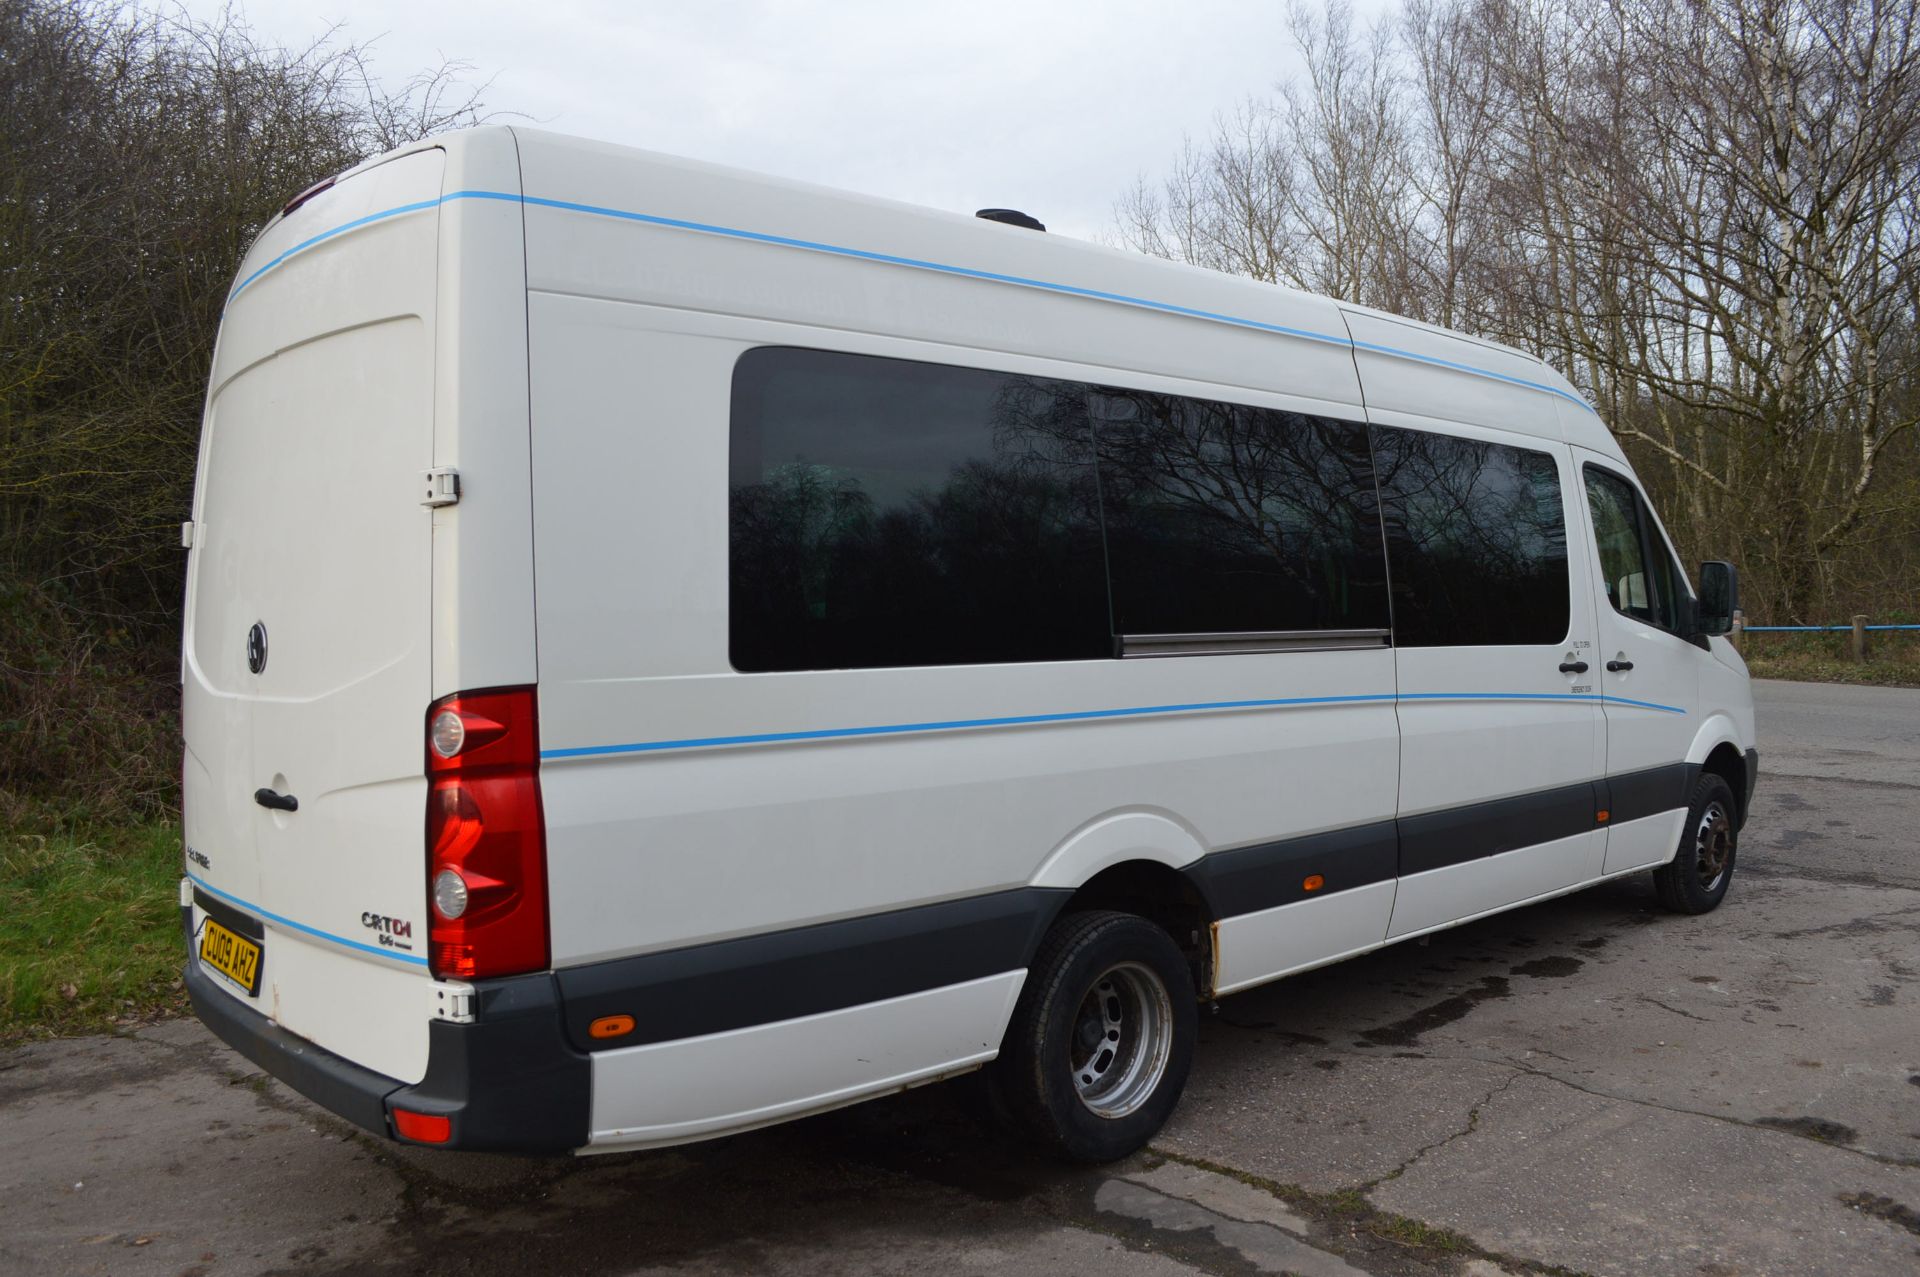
[989,910,1196,1163]
[1652,772,1739,914]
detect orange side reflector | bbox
[1302,874,1325,892]
[590,1014,636,1040]
[392,1108,451,1144]
[1596,809,1611,824]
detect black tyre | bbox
[989,910,1196,1164]
[1652,772,1739,914]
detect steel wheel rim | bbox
[1069,961,1173,1119]
[1695,801,1734,891]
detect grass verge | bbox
[1739,630,1920,688]
[1,821,185,1044]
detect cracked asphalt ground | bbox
[4,679,1918,1277]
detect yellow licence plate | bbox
[199,918,263,997]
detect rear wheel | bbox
[1652,773,1739,914]
[990,910,1196,1163]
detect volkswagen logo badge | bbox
[246,621,269,675]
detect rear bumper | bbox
[183,907,590,1153]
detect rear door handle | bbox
[1558,661,1589,674]
[1606,659,1634,672]
[254,788,298,813]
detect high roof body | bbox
[237,125,1623,462]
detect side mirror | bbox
[1696,561,1738,636]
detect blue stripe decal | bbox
[225,188,1598,412]
[541,690,1683,761]
[227,197,444,303]
[1596,693,1690,713]
[1346,338,1597,409]
[187,873,430,967]
[506,192,1353,351]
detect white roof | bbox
[268,126,1622,458]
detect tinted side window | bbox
[1091,393,1390,636]
[1586,469,1654,623]
[729,348,1113,672]
[1586,466,1686,631]
[1373,428,1571,646]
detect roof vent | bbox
[976,208,1045,232]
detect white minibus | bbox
[180,126,1757,1162]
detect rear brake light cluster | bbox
[281,175,336,218]
[424,687,549,979]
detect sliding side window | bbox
[1372,427,1571,646]
[729,348,1110,672]
[1091,393,1390,650]
[731,345,1394,671]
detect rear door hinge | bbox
[431,982,476,1024]
[421,467,461,508]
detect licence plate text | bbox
[199,918,263,997]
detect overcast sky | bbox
[178,0,1389,242]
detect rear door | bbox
[182,147,444,1083]
[1574,454,1702,873]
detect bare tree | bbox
[1112,0,1920,623]
[1480,0,1920,619]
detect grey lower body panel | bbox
[184,906,590,1153]
[185,941,397,1136]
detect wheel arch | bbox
[1686,720,1751,826]
[1030,818,1219,999]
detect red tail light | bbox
[424,687,548,979]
